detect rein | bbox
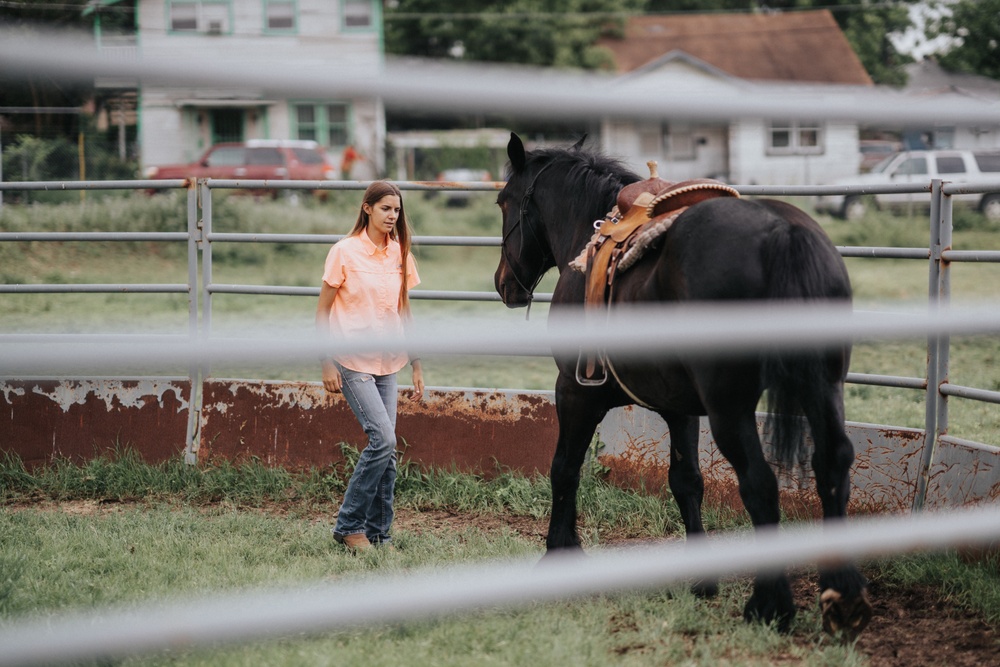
[501,161,555,320]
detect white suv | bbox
[815,150,1000,221]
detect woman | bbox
[315,180,423,551]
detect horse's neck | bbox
[553,189,618,265]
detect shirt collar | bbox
[360,231,391,255]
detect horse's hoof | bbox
[538,544,585,566]
[743,593,795,633]
[691,579,719,599]
[820,588,873,640]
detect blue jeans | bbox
[333,365,399,545]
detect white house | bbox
[893,59,1000,151]
[122,0,385,176]
[595,10,875,185]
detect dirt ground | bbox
[10,500,999,666]
[393,507,1000,667]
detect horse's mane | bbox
[509,145,642,214]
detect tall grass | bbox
[0,445,689,540]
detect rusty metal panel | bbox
[598,406,937,514]
[198,380,558,476]
[0,378,191,468]
[924,436,1000,508]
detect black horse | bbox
[494,132,872,636]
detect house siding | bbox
[728,119,858,186]
[138,0,383,176]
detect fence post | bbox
[200,179,214,341]
[914,179,950,509]
[184,182,203,465]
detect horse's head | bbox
[494,132,581,308]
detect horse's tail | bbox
[757,200,851,466]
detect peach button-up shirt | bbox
[322,233,420,375]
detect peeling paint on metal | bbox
[1,378,191,468]
[1,383,26,403]
[4,378,999,512]
[198,381,557,476]
[26,379,188,414]
[598,406,966,514]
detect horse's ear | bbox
[507,132,526,172]
[570,134,588,151]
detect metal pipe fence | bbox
[1,177,999,499]
[2,176,1000,666]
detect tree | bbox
[385,0,645,69]
[837,1,915,87]
[927,0,1000,80]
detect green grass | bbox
[1,194,998,439]
[2,453,999,666]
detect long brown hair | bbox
[349,180,415,313]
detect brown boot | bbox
[334,532,372,552]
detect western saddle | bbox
[573,162,740,385]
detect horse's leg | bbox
[806,380,873,638]
[547,376,609,552]
[705,401,796,632]
[662,412,717,597]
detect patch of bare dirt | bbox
[9,499,998,665]
[393,508,1000,667]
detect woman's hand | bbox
[321,359,342,393]
[411,360,424,400]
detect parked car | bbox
[815,149,1000,221]
[858,139,902,172]
[144,140,338,196]
[433,168,494,206]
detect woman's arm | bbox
[400,300,424,400]
[315,282,342,393]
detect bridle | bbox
[500,161,555,318]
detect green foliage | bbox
[0,135,77,182]
[838,2,914,86]
[385,0,645,69]
[0,130,139,201]
[927,0,1000,80]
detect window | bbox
[342,0,374,29]
[265,0,295,31]
[975,153,1000,173]
[637,125,661,156]
[246,147,285,166]
[204,146,244,167]
[768,120,824,155]
[293,102,351,149]
[665,123,696,160]
[168,1,231,34]
[936,156,967,175]
[292,147,325,164]
[892,157,927,177]
[170,3,198,31]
